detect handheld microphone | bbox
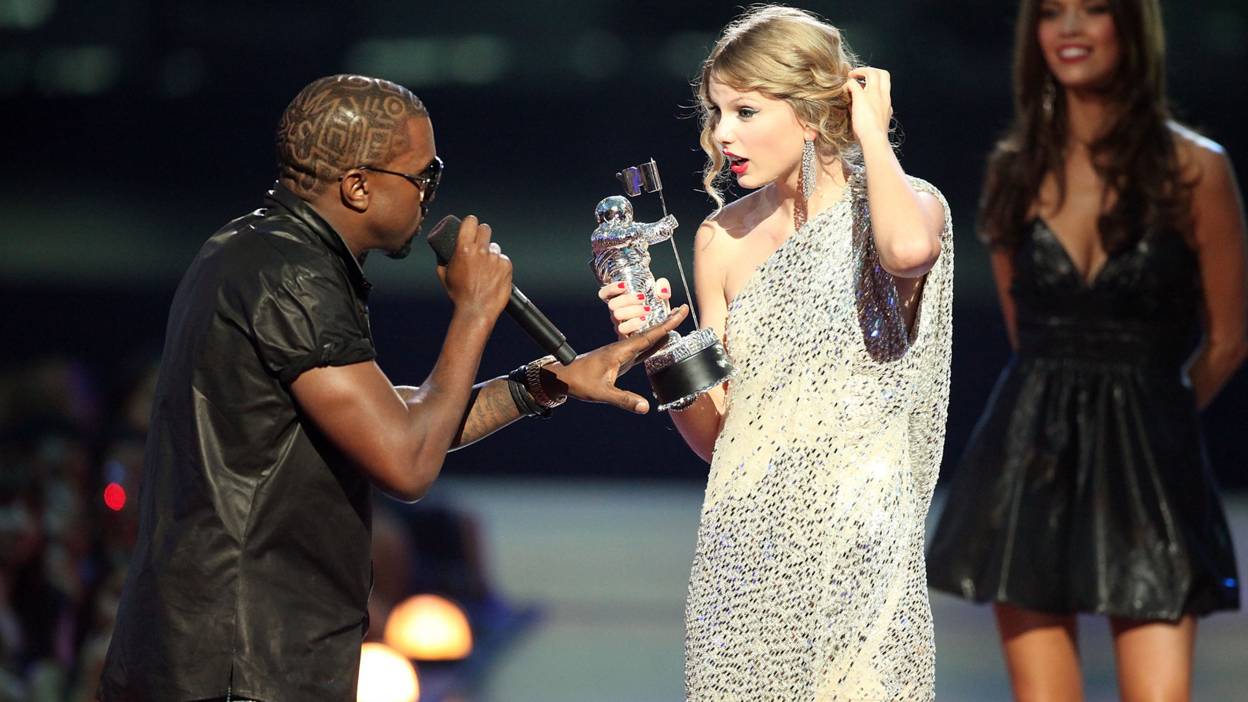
[427,215,577,365]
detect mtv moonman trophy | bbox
[590,159,734,411]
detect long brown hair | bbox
[979,0,1192,251]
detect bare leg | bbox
[1110,615,1196,702]
[994,602,1084,702]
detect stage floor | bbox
[427,478,1248,701]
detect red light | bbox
[104,482,127,511]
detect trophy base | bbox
[645,328,735,412]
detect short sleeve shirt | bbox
[100,184,378,702]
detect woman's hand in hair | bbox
[846,67,893,143]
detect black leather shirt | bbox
[100,184,378,702]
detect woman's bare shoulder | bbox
[1170,122,1229,178]
[701,187,771,246]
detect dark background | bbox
[2,0,1246,485]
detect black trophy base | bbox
[645,328,734,412]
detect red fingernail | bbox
[644,306,651,311]
[617,282,625,289]
[661,287,669,294]
[640,315,647,321]
[637,293,644,300]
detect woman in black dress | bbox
[927,0,1246,699]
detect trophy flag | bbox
[616,160,663,197]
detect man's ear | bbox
[338,169,370,213]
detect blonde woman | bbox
[600,6,953,699]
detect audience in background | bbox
[0,358,500,701]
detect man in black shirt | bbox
[97,75,685,702]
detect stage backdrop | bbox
[2,0,1245,483]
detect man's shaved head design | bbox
[276,75,427,197]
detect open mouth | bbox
[726,154,749,175]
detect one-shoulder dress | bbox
[684,174,954,701]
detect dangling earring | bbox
[1042,75,1056,120]
[795,138,816,230]
[801,138,817,202]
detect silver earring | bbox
[1042,75,1056,119]
[801,138,817,202]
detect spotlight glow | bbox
[384,594,473,661]
[356,642,419,702]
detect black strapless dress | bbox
[927,219,1240,620]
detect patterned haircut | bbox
[276,75,428,197]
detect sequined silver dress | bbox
[684,174,953,701]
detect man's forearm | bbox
[394,376,524,453]
[451,377,525,449]
[400,311,496,481]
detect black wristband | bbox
[507,366,551,418]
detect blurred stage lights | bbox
[357,642,419,702]
[0,0,56,30]
[347,35,508,88]
[383,594,473,661]
[34,45,120,96]
[103,482,126,511]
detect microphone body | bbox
[427,215,577,364]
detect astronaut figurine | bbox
[587,193,732,411]
[590,195,679,332]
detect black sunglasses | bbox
[353,156,444,215]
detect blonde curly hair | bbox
[696,5,860,207]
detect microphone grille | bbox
[426,215,462,265]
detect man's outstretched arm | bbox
[437,303,691,450]
[290,214,692,500]
[293,305,689,501]
[394,378,521,451]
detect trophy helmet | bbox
[594,196,634,225]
